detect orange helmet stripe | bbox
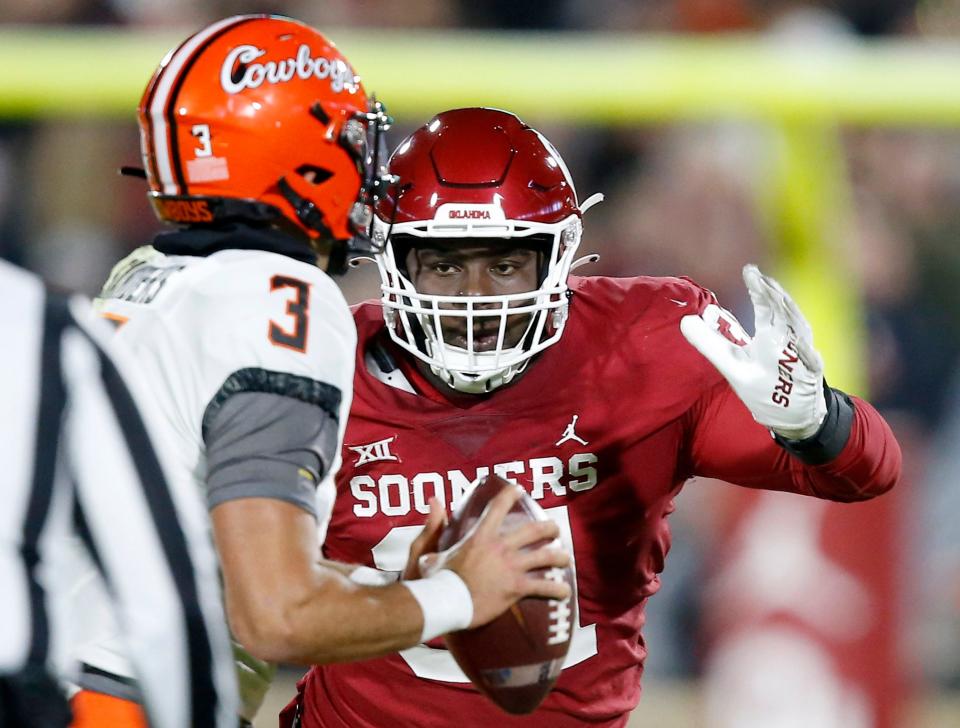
[147,15,255,195]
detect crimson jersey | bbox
[299,275,899,727]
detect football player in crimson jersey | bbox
[67,20,570,728]
[285,107,902,728]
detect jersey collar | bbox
[153,223,317,265]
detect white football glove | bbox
[680,264,827,440]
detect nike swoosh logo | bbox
[669,298,688,307]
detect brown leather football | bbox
[438,474,576,715]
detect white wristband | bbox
[349,566,400,587]
[403,569,474,642]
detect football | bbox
[438,474,576,715]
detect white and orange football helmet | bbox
[132,14,391,271]
[373,108,603,393]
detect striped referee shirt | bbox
[0,260,238,728]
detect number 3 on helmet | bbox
[133,14,391,269]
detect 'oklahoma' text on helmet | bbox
[373,107,602,393]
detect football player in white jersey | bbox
[69,15,570,727]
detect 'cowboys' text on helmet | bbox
[136,14,391,267]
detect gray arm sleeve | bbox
[203,391,339,515]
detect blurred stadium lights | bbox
[1,28,960,124]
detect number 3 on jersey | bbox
[269,275,310,353]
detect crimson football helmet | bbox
[373,108,602,393]
[133,14,391,271]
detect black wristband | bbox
[773,385,855,465]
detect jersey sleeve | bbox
[614,274,723,354]
[663,274,901,501]
[204,391,340,515]
[182,254,355,522]
[681,372,901,502]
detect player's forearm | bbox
[786,393,901,502]
[691,384,901,501]
[212,499,464,665]
[683,266,900,502]
[228,567,425,664]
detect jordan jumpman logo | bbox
[555,414,589,446]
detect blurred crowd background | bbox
[3,1,959,726]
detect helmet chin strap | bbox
[277,176,331,236]
[277,176,359,275]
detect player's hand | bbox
[403,498,447,581]
[680,264,827,440]
[420,485,571,629]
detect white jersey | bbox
[96,245,355,522]
[71,245,355,690]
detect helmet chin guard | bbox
[426,344,528,394]
[373,108,602,394]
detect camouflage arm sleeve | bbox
[203,390,339,515]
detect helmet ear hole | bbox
[295,165,334,185]
[309,102,331,125]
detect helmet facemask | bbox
[374,211,584,393]
[276,97,394,274]
[371,107,602,394]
